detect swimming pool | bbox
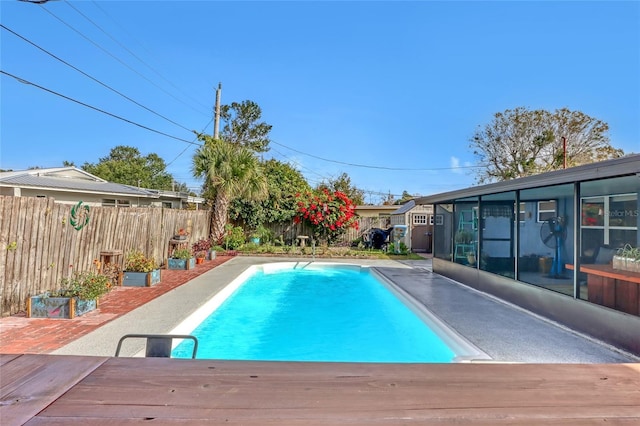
[171,262,488,362]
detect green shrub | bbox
[172,248,193,260]
[54,271,112,300]
[241,242,260,252]
[224,224,246,250]
[263,244,276,254]
[124,250,158,272]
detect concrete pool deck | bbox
[50,256,638,363]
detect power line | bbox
[66,0,211,113]
[267,147,409,199]
[268,146,327,180]
[166,119,213,168]
[271,140,485,171]
[1,68,438,198]
[270,142,473,198]
[88,0,211,113]
[2,67,473,197]
[1,70,201,146]
[1,24,194,134]
[12,2,480,178]
[36,4,210,118]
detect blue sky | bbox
[1,1,638,203]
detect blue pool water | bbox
[173,264,457,362]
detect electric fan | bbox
[539,216,567,278]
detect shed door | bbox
[411,213,430,252]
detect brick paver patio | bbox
[0,257,232,354]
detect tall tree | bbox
[316,172,365,205]
[470,107,623,183]
[395,191,415,205]
[220,100,272,152]
[381,191,395,205]
[82,145,174,189]
[192,135,268,243]
[229,159,311,229]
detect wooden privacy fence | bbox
[0,196,210,317]
[265,217,390,246]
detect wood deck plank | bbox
[0,354,108,426]
[22,414,640,426]
[0,353,21,367]
[29,358,640,424]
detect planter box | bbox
[539,256,553,274]
[168,257,195,270]
[519,255,540,272]
[122,269,161,287]
[27,296,97,319]
[612,255,640,273]
[206,250,216,260]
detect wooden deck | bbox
[1,354,639,425]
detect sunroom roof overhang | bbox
[415,154,640,205]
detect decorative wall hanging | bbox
[70,201,90,230]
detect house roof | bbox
[0,167,157,198]
[415,154,640,205]
[391,200,416,215]
[355,205,399,211]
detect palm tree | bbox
[192,136,268,243]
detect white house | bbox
[0,167,204,209]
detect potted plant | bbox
[192,238,213,261]
[613,244,640,273]
[207,247,216,260]
[122,250,161,287]
[27,270,113,319]
[466,251,477,265]
[250,225,271,245]
[168,247,195,270]
[173,228,189,241]
[455,230,474,244]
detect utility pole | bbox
[213,83,221,139]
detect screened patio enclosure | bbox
[417,155,640,355]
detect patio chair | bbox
[115,334,198,358]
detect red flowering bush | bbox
[294,189,359,244]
